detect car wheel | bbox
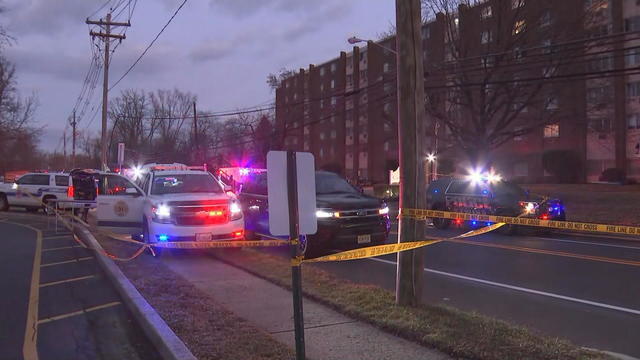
[431,204,451,230]
[42,196,56,215]
[0,194,8,211]
[143,218,162,258]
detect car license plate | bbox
[196,233,212,242]
[357,234,371,244]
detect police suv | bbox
[95,164,244,256]
[0,172,75,213]
[426,175,565,232]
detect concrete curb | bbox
[74,225,197,360]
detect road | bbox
[0,210,158,360]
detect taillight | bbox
[233,230,244,238]
[67,186,74,198]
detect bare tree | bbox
[266,68,296,92]
[108,89,149,162]
[421,0,600,166]
[148,88,196,161]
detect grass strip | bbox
[217,249,609,360]
[98,236,294,360]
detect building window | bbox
[320,132,325,140]
[320,84,324,92]
[384,141,390,151]
[383,62,390,73]
[627,81,640,98]
[588,118,611,132]
[319,148,324,158]
[346,74,353,87]
[589,55,612,72]
[331,130,336,139]
[320,99,324,109]
[292,137,298,145]
[304,141,309,151]
[421,26,430,39]
[587,86,611,104]
[384,83,393,94]
[625,16,640,32]
[545,96,558,110]
[331,63,336,73]
[384,103,392,114]
[481,30,491,44]
[482,56,494,68]
[330,115,336,124]
[542,39,552,54]
[514,162,528,177]
[361,93,368,104]
[542,66,556,78]
[360,70,367,82]
[512,0,524,9]
[320,67,325,76]
[330,79,335,89]
[360,51,366,62]
[544,124,560,138]
[628,113,640,129]
[330,97,336,106]
[513,20,526,35]
[481,6,492,20]
[626,48,640,67]
[346,98,354,109]
[540,10,552,27]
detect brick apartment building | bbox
[274,0,640,184]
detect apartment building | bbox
[275,0,640,184]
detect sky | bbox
[2,0,396,152]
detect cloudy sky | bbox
[2,0,396,152]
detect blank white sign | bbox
[267,151,317,236]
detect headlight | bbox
[316,209,337,218]
[151,204,172,223]
[520,202,538,214]
[379,206,390,215]
[230,201,243,220]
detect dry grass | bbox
[525,184,640,226]
[97,236,294,360]
[216,249,610,360]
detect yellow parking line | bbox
[38,302,121,325]
[446,238,640,267]
[40,257,93,268]
[39,275,95,288]
[41,246,82,252]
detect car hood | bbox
[316,192,382,210]
[149,193,229,203]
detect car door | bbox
[96,174,145,235]
[12,174,51,207]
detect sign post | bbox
[267,150,316,360]
[117,142,125,173]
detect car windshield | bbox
[316,173,359,194]
[151,174,222,195]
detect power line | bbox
[109,0,188,91]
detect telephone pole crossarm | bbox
[90,31,126,40]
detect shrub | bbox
[542,150,582,183]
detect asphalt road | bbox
[0,210,158,360]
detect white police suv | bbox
[95,166,244,256]
[0,172,74,213]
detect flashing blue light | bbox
[486,222,491,226]
[472,220,477,226]
[434,189,439,193]
[158,234,169,242]
[482,190,488,194]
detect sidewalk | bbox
[161,253,451,360]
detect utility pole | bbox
[86,12,130,171]
[395,0,427,306]
[71,110,77,169]
[193,101,199,163]
[63,130,67,170]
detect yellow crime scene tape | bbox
[402,208,640,236]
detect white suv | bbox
[0,172,74,213]
[95,169,244,255]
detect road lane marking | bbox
[38,302,121,324]
[367,257,640,316]
[42,245,82,252]
[444,238,640,267]
[2,220,42,360]
[39,275,95,288]
[533,236,640,250]
[40,257,93,268]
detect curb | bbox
[74,225,197,360]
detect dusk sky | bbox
[2,0,396,152]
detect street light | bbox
[347,36,397,55]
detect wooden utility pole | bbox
[395,0,427,306]
[86,13,130,171]
[63,130,67,169]
[71,110,77,169]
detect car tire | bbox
[431,204,451,230]
[143,218,162,258]
[0,194,8,211]
[42,196,56,215]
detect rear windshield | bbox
[151,174,222,195]
[316,173,359,195]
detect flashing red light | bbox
[233,230,244,238]
[541,214,549,220]
[455,218,463,225]
[67,186,74,198]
